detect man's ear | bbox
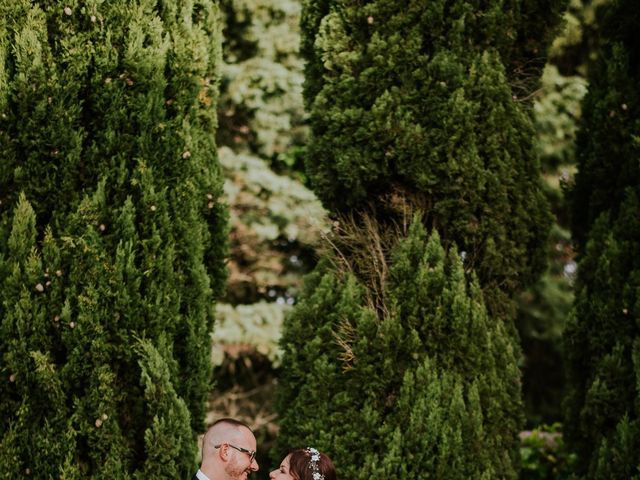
[218,443,229,461]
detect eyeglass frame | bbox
[214,443,257,462]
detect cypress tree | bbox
[0,1,226,477]
[299,0,565,317]
[568,0,640,251]
[564,191,640,478]
[276,0,565,476]
[564,0,640,476]
[277,218,522,478]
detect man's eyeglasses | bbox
[214,443,256,462]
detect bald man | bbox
[193,418,259,480]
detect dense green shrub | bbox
[277,218,523,479]
[564,190,640,478]
[568,0,640,251]
[275,1,567,477]
[0,1,226,477]
[519,423,577,480]
[563,0,640,476]
[300,0,565,318]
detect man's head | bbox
[201,418,259,480]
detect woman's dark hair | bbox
[287,448,337,480]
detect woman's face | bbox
[269,454,296,480]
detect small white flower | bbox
[306,448,325,480]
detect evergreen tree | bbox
[299,0,565,317]
[277,219,523,478]
[276,0,565,476]
[564,192,640,478]
[568,0,640,251]
[564,2,640,475]
[0,1,226,477]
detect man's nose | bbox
[251,458,259,471]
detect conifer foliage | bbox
[276,0,565,477]
[0,1,226,477]
[564,0,640,476]
[300,0,565,315]
[277,218,522,478]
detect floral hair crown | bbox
[305,447,325,480]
